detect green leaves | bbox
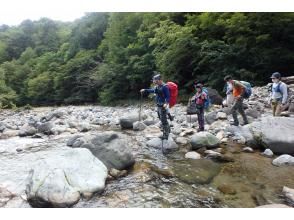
[0,13,293,108]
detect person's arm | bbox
[141,88,155,94]
[162,85,170,104]
[281,83,288,104]
[201,92,207,100]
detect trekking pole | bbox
[139,92,143,121]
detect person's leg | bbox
[197,108,205,131]
[237,97,248,124]
[275,102,282,116]
[271,101,277,116]
[231,99,239,126]
[158,107,170,139]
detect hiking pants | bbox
[197,107,205,131]
[271,100,282,116]
[231,97,248,125]
[157,106,170,139]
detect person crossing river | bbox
[140,73,173,140]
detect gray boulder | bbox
[0,122,6,132]
[205,111,218,125]
[133,121,147,131]
[146,137,179,152]
[37,122,54,135]
[206,88,223,105]
[26,148,107,208]
[250,117,294,154]
[282,186,294,206]
[68,132,135,170]
[272,154,294,166]
[190,132,220,150]
[120,112,146,129]
[18,125,37,137]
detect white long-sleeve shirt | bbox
[271,82,288,104]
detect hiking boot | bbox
[168,114,174,121]
[241,121,249,126]
[230,121,239,126]
[197,128,204,132]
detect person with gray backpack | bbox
[269,72,288,116]
[224,75,249,126]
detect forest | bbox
[0,12,293,107]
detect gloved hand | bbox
[163,103,169,109]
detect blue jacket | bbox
[145,84,170,106]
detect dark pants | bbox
[231,97,248,126]
[157,106,170,139]
[197,107,205,131]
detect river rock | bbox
[226,125,257,148]
[175,137,189,145]
[242,147,254,153]
[18,125,37,137]
[205,111,218,125]
[206,88,223,105]
[250,117,294,154]
[0,122,6,132]
[282,186,294,206]
[120,112,146,129]
[185,151,201,160]
[190,132,220,150]
[37,122,54,135]
[68,132,135,170]
[172,159,221,184]
[133,121,147,131]
[26,148,108,208]
[146,137,178,152]
[261,149,274,157]
[245,108,261,119]
[216,112,227,120]
[272,154,294,166]
[256,204,292,208]
[0,186,15,207]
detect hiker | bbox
[269,72,288,116]
[224,75,249,126]
[223,81,234,107]
[140,73,172,139]
[191,83,207,132]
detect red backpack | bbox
[166,82,178,108]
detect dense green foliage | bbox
[0,12,293,107]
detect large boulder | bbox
[226,125,257,148]
[282,186,294,206]
[37,122,54,135]
[190,132,220,150]
[250,117,294,154]
[206,88,223,105]
[67,132,135,170]
[205,111,218,125]
[26,148,108,208]
[18,125,37,137]
[119,112,146,129]
[272,154,294,166]
[146,137,179,152]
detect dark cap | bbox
[152,73,161,81]
[270,72,281,79]
[195,83,203,88]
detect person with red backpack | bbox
[140,72,177,140]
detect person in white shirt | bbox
[269,72,288,116]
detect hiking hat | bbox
[195,83,203,88]
[270,72,281,79]
[152,73,161,81]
